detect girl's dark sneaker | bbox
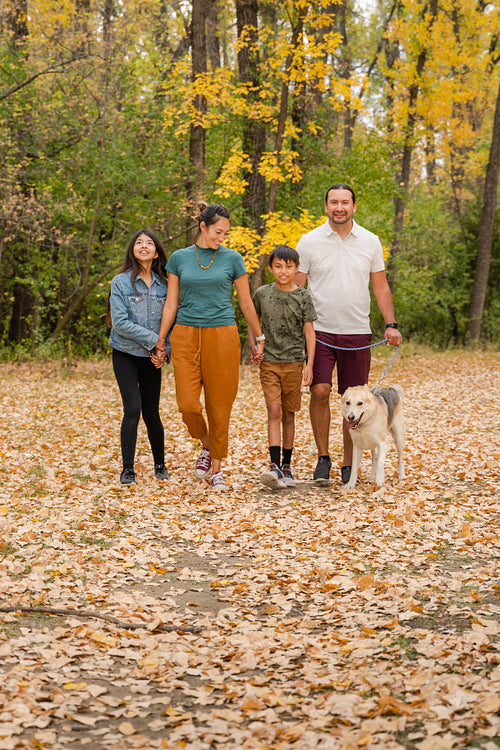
[120,466,137,485]
[154,464,169,480]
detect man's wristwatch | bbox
[385,322,398,329]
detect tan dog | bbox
[341,384,405,489]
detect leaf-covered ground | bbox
[1,349,499,750]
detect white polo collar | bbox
[324,218,359,239]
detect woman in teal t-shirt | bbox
[153,203,264,490]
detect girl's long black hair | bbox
[120,229,167,290]
[106,229,167,326]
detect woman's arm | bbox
[234,274,265,359]
[155,273,179,351]
[151,274,179,368]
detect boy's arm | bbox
[248,318,264,364]
[303,320,316,386]
[247,287,264,364]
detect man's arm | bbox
[370,270,402,346]
[294,271,307,287]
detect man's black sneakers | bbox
[313,456,331,484]
[341,466,352,485]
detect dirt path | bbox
[1,350,499,749]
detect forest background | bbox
[1,0,499,359]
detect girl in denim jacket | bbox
[108,230,169,485]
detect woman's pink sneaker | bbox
[210,472,230,491]
[194,448,212,479]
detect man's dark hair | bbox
[325,183,356,204]
[268,244,300,267]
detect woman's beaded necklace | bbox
[195,243,218,270]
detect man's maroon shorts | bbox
[311,332,372,394]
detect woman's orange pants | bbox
[170,324,240,460]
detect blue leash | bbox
[316,337,400,387]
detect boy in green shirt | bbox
[250,245,317,488]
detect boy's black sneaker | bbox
[120,467,137,485]
[313,456,331,484]
[154,464,169,480]
[260,463,286,489]
[281,464,296,487]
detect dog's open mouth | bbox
[347,414,363,430]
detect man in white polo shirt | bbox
[295,184,402,485]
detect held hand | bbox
[255,340,265,358]
[250,342,264,365]
[303,364,313,387]
[151,348,167,369]
[385,327,402,346]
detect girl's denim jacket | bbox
[109,270,169,358]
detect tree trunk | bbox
[206,0,220,70]
[3,0,28,41]
[51,0,113,339]
[466,77,500,343]
[388,0,438,288]
[187,0,207,244]
[338,2,355,151]
[266,6,307,216]
[236,0,266,232]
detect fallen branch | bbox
[0,606,201,634]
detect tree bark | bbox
[388,0,438,288]
[187,0,208,244]
[2,0,28,41]
[466,77,500,343]
[206,0,220,70]
[236,0,266,232]
[337,3,355,151]
[266,6,307,216]
[51,0,113,339]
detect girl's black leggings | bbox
[112,348,164,467]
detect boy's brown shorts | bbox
[259,360,304,412]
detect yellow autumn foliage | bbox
[229,210,319,271]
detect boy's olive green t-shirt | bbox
[253,283,317,362]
